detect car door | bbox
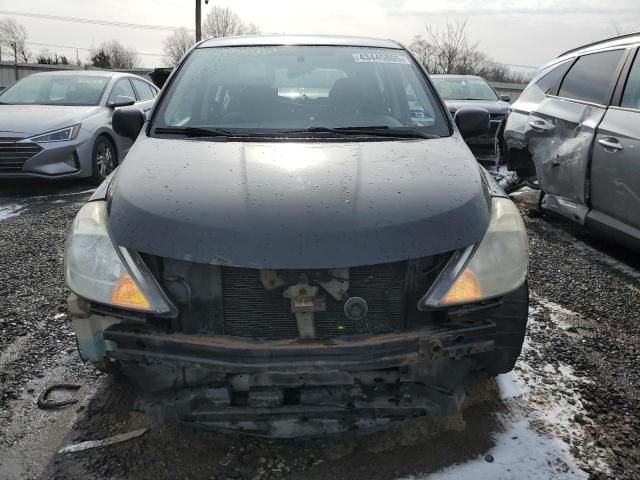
[526,49,627,223]
[130,78,157,117]
[590,47,640,234]
[503,60,573,178]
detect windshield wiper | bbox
[154,127,238,138]
[286,126,438,139]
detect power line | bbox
[26,41,165,58]
[2,8,541,70]
[0,9,190,32]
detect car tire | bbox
[476,282,529,376]
[91,135,117,184]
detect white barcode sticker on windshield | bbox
[352,53,411,64]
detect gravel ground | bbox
[0,182,639,479]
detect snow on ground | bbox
[534,297,584,332]
[27,188,95,201]
[422,417,587,480]
[404,299,610,479]
[0,203,25,221]
[496,371,528,401]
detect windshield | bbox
[432,77,498,101]
[0,75,109,106]
[153,46,449,137]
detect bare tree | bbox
[410,20,530,83]
[201,6,260,39]
[410,20,483,75]
[90,40,139,69]
[409,36,432,70]
[163,27,195,66]
[0,17,30,63]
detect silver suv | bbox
[504,33,640,249]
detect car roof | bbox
[29,70,135,79]
[198,34,403,49]
[431,74,487,81]
[546,32,640,69]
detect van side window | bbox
[534,61,572,94]
[558,50,625,105]
[621,51,640,110]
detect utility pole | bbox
[195,0,201,42]
[13,42,18,82]
[195,0,209,42]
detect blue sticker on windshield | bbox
[352,53,411,64]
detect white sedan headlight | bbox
[64,201,173,313]
[421,197,528,308]
[31,124,81,142]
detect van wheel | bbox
[91,136,117,184]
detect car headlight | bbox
[64,201,174,314]
[31,124,81,142]
[420,197,528,308]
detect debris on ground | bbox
[37,383,82,410]
[58,428,148,454]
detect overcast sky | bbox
[2,0,639,71]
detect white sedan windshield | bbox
[0,75,109,106]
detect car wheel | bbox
[91,136,117,184]
[476,283,529,376]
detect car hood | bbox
[0,105,100,136]
[445,100,509,115]
[106,136,492,268]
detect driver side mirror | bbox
[108,95,136,108]
[454,107,490,139]
[500,95,511,103]
[113,106,145,141]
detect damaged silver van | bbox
[504,33,640,250]
[65,35,529,437]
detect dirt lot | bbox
[0,181,639,480]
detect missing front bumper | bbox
[69,283,531,437]
[95,321,494,437]
[135,379,469,437]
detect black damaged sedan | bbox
[64,35,529,437]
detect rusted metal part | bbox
[136,380,467,437]
[37,383,82,409]
[103,321,496,374]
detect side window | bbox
[621,51,640,110]
[533,61,572,95]
[108,79,136,103]
[131,79,155,101]
[558,50,625,105]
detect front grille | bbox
[221,262,407,340]
[0,139,42,172]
